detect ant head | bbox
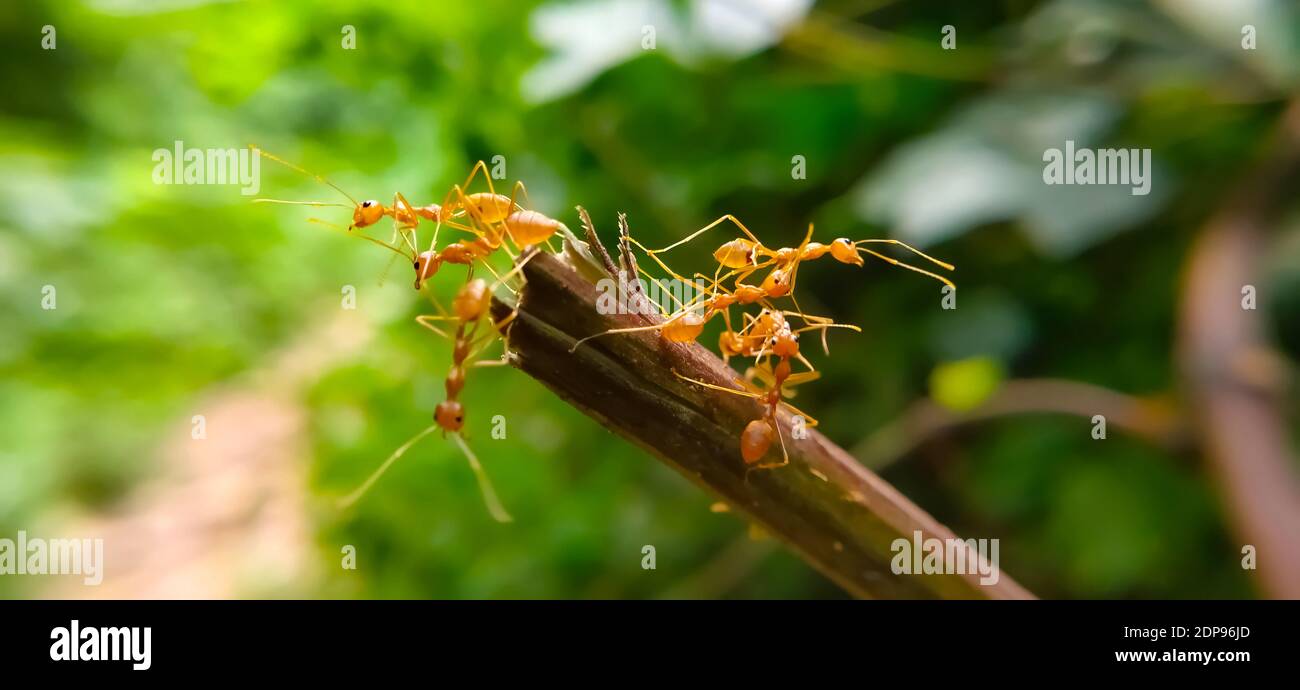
[830,238,864,266]
[434,400,465,432]
[768,329,799,358]
[413,250,441,290]
[353,200,385,228]
[756,309,783,331]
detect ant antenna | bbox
[253,199,352,209]
[250,145,361,206]
[852,239,955,290]
[337,426,514,523]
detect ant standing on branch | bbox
[576,214,954,474]
[255,145,956,502]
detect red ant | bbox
[569,224,826,352]
[252,147,563,290]
[675,320,825,473]
[337,256,536,522]
[647,214,956,290]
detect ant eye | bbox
[362,201,373,208]
[413,261,420,269]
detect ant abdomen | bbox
[741,419,776,464]
[661,312,706,342]
[504,210,561,246]
[712,238,756,268]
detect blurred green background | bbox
[2,0,1298,599]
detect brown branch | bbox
[1176,101,1300,599]
[853,379,1190,472]
[491,220,1034,600]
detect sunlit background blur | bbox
[2,0,1299,599]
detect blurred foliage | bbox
[2,0,1298,598]
[930,357,1004,412]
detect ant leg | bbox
[460,163,516,244]
[451,433,513,523]
[632,263,693,316]
[793,319,863,357]
[569,323,668,352]
[792,321,861,335]
[751,339,773,368]
[454,163,513,235]
[782,223,817,298]
[441,184,491,234]
[452,160,494,203]
[746,363,776,389]
[857,247,956,290]
[506,180,531,214]
[469,300,521,368]
[415,314,461,339]
[731,260,771,288]
[781,307,831,352]
[338,423,440,509]
[670,369,762,399]
[475,259,512,295]
[375,195,421,288]
[313,219,413,262]
[376,243,406,288]
[422,287,451,319]
[475,181,528,255]
[463,160,501,198]
[466,312,514,365]
[781,370,822,392]
[647,214,765,255]
[779,400,820,428]
[625,236,712,313]
[772,415,792,466]
[497,245,542,286]
[392,193,421,250]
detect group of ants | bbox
[253,148,954,522]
